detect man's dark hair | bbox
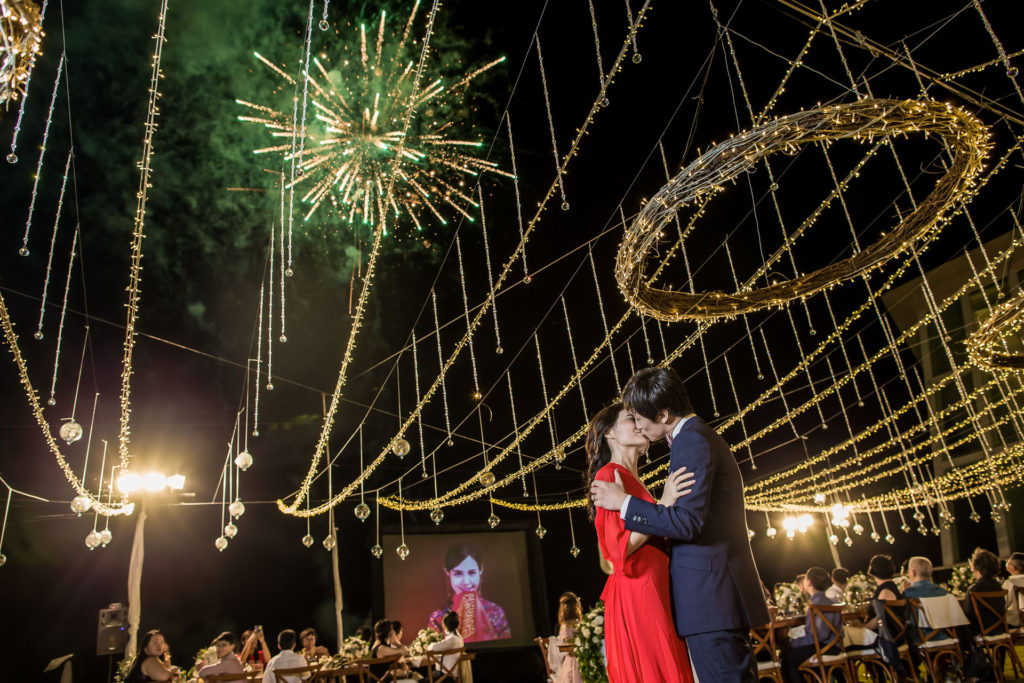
[621,367,692,420]
[831,567,850,585]
[391,620,403,635]
[278,629,297,651]
[442,610,460,634]
[806,567,831,592]
[868,554,896,580]
[211,631,236,647]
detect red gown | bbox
[596,462,694,683]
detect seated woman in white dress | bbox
[550,592,582,683]
[428,611,466,680]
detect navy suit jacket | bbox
[624,416,769,636]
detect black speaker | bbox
[97,604,129,656]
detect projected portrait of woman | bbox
[427,544,510,642]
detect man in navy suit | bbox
[592,367,768,682]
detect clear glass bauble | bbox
[302,534,314,548]
[391,438,411,458]
[354,502,371,522]
[318,19,329,31]
[59,420,84,444]
[487,513,500,529]
[631,53,642,64]
[229,499,245,519]
[0,553,6,566]
[7,153,18,164]
[870,531,880,542]
[765,527,777,538]
[747,528,755,540]
[99,528,113,546]
[885,534,895,544]
[70,495,92,515]
[396,543,410,560]
[969,511,981,523]
[430,508,444,525]
[234,450,253,470]
[215,536,229,552]
[224,522,238,539]
[535,525,547,539]
[828,534,839,545]
[85,530,102,550]
[478,472,496,487]
[323,535,337,551]
[852,523,864,535]
[371,544,383,558]
[570,546,581,558]
[18,246,29,257]
[843,536,853,547]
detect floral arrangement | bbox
[774,581,807,616]
[574,601,608,683]
[333,635,371,662]
[408,628,444,658]
[845,572,875,607]
[943,564,974,595]
[188,645,217,679]
[114,657,134,683]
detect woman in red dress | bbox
[586,402,695,683]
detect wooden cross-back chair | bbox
[969,590,1024,683]
[1011,585,1024,646]
[906,597,964,683]
[206,673,260,682]
[880,599,921,683]
[356,654,403,683]
[312,663,367,683]
[533,637,555,682]
[749,621,784,683]
[425,646,465,683]
[274,663,324,683]
[797,604,853,683]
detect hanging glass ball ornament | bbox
[229,499,245,519]
[631,53,642,64]
[224,522,238,539]
[215,536,228,552]
[870,531,880,542]
[1008,66,1019,78]
[7,153,19,164]
[266,382,274,391]
[765,526,777,538]
[318,18,329,31]
[570,546,581,558]
[371,544,383,558]
[487,513,500,529]
[747,528,755,540]
[917,525,928,536]
[397,543,410,560]
[85,530,102,550]
[0,553,6,566]
[843,536,853,547]
[523,274,532,284]
[899,523,910,533]
[600,97,610,107]
[430,508,444,525]
[285,267,294,277]
[969,511,981,523]
[535,525,547,539]
[561,201,570,211]
[301,534,314,548]
[931,526,941,536]
[991,511,1002,523]
[479,472,496,487]
[354,502,371,522]
[99,528,113,546]
[59,420,84,444]
[47,398,56,406]
[391,438,411,458]
[495,346,504,355]
[234,450,253,470]
[33,330,43,340]
[912,510,925,522]
[852,523,864,535]
[323,535,337,551]
[828,534,839,545]
[70,495,92,516]
[885,533,895,544]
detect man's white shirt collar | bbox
[672,414,695,440]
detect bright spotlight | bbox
[142,473,167,492]
[798,514,814,530]
[117,473,142,495]
[782,516,798,531]
[167,474,186,490]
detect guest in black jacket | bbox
[967,547,1004,636]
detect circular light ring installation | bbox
[615,99,991,321]
[0,0,43,108]
[968,289,1024,371]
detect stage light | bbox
[142,473,167,492]
[167,474,186,490]
[117,473,142,495]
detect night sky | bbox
[2,1,1023,680]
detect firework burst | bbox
[238,5,509,234]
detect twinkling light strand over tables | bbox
[3,0,46,164]
[18,50,62,256]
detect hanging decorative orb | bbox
[99,528,113,546]
[234,450,253,470]
[59,420,84,444]
[285,267,294,277]
[884,533,895,544]
[371,544,383,558]
[323,535,337,551]
[843,536,853,547]
[828,534,839,545]
[765,526,777,538]
[535,525,547,539]
[396,543,410,560]
[318,18,329,31]
[1009,67,1019,78]
[747,528,755,540]
[47,398,55,406]
[354,502,371,522]
[430,508,444,525]
[523,274,532,284]
[224,522,238,539]
[215,536,229,552]
[266,382,274,391]
[478,472,496,487]
[279,335,287,343]
[931,527,941,536]
[252,429,260,437]
[8,153,19,164]
[561,201,570,211]
[301,534,314,548]
[70,495,92,516]
[899,523,910,533]
[600,97,610,108]
[33,330,43,340]
[969,511,981,523]
[487,513,500,529]
[446,439,454,447]
[554,448,566,464]
[569,545,581,558]
[495,346,504,355]
[912,510,925,522]
[870,531,880,542]
[85,530,102,550]
[0,553,6,566]
[229,499,246,519]
[391,438,411,458]
[852,523,864,535]
[991,511,1002,523]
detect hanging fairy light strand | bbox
[5,0,47,165]
[34,149,72,339]
[46,232,79,406]
[18,51,64,257]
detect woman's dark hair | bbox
[584,402,623,520]
[444,544,482,572]
[442,610,460,634]
[125,630,161,682]
[357,626,373,642]
[391,620,403,635]
[373,619,393,644]
[558,591,582,625]
[621,367,692,421]
[868,554,896,580]
[806,567,831,592]
[237,629,252,654]
[299,627,317,641]
[971,547,1000,579]
[1009,552,1024,574]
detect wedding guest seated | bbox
[427,610,465,677]
[967,547,1004,635]
[861,554,902,631]
[552,592,582,683]
[196,631,243,680]
[903,556,947,599]
[780,567,841,683]
[367,618,410,680]
[826,567,849,603]
[1002,552,1024,627]
[390,620,406,647]
[300,627,330,661]
[263,629,310,683]
[238,627,272,672]
[125,630,178,682]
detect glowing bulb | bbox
[142,473,166,492]
[117,473,142,495]
[167,474,186,490]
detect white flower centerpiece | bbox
[333,635,371,663]
[844,572,875,607]
[943,564,974,596]
[408,627,444,658]
[774,581,808,616]
[574,601,608,683]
